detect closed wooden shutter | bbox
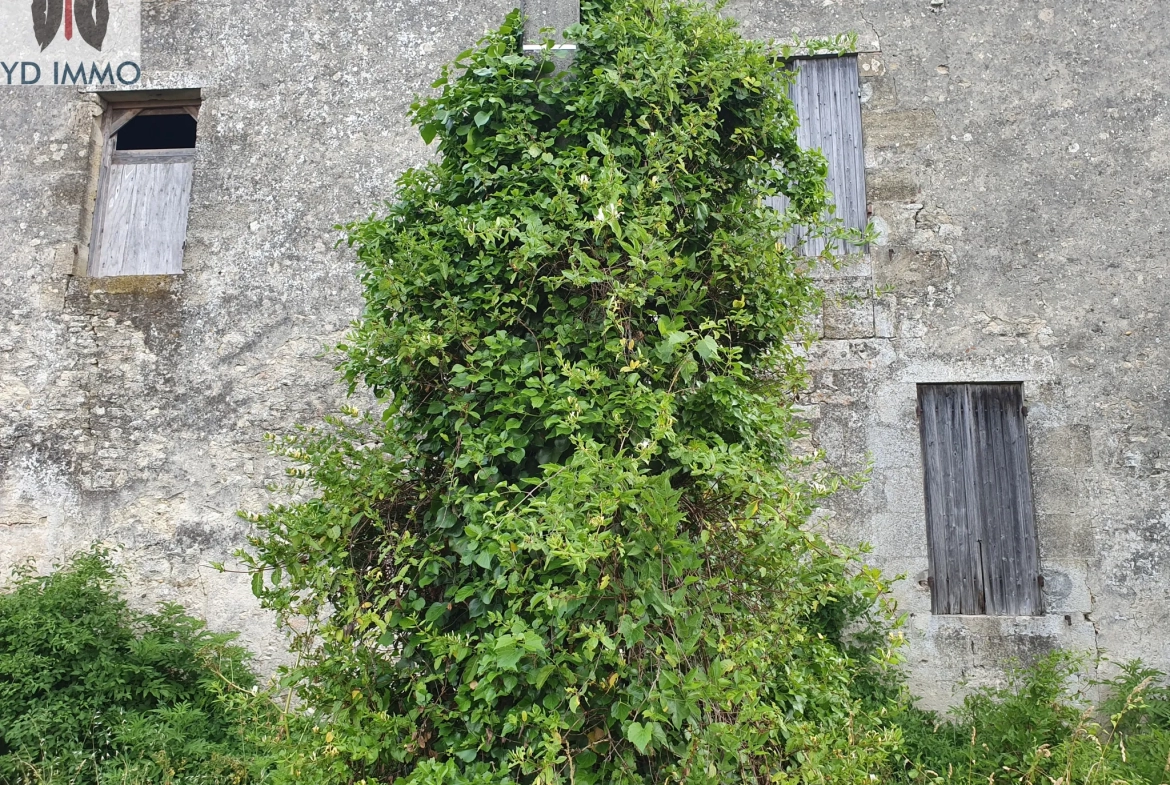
[768,55,867,256]
[89,106,197,277]
[918,383,1043,616]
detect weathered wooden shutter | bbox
[918,384,1043,616]
[768,55,866,256]
[89,107,197,277]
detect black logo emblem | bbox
[31,0,109,52]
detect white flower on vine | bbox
[595,203,621,222]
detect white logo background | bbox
[1,0,141,85]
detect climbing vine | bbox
[243,1,900,782]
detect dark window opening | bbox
[918,383,1043,616]
[115,113,197,151]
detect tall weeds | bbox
[894,653,1170,785]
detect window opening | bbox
[115,113,198,151]
[88,96,200,278]
[770,55,867,256]
[918,383,1044,616]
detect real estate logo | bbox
[33,0,109,52]
[2,0,140,85]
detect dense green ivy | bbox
[243,1,901,782]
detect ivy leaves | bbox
[244,2,902,784]
[625,721,656,754]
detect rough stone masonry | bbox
[1,0,1167,710]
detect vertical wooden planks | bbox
[969,384,1043,615]
[920,385,983,614]
[774,56,866,256]
[91,159,193,277]
[918,383,1043,616]
[88,101,198,278]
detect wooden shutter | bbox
[769,55,867,256]
[89,107,196,277]
[918,384,1043,616]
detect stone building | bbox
[1,0,1167,708]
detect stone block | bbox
[1039,560,1093,614]
[906,614,1099,712]
[861,509,929,559]
[866,169,920,202]
[874,293,897,338]
[823,298,874,339]
[875,248,950,289]
[869,424,921,469]
[864,110,941,149]
[856,51,886,77]
[860,75,898,111]
[822,277,875,339]
[1031,468,1081,515]
[1032,424,1093,468]
[807,338,897,371]
[1036,513,1095,560]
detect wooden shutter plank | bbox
[992,389,1019,613]
[959,386,987,614]
[920,384,1043,616]
[93,161,192,277]
[971,387,1003,614]
[145,161,192,275]
[933,387,959,613]
[834,57,867,246]
[796,58,824,256]
[969,385,1043,615]
[781,56,866,256]
[986,385,1041,614]
[921,387,957,612]
[111,149,196,165]
[919,388,948,611]
[93,163,138,277]
[920,385,984,614]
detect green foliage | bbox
[893,653,1170,785]
[0,549,264,784]
[243,1,900,783]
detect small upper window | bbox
[114,114,198,151]
[770,55,867,256]
[918,383,1043,616]
[88,92,200,278]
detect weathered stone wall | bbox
[2,0,1167,707]
[0,0,514,665]
[729,0,1170,708]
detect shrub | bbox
[243,1,901,783]
[0,549,263,784]
[893,652,1170,785]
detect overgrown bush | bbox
[894,652,1170,785]
[242,1,902,783]
[0,549,264,784]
